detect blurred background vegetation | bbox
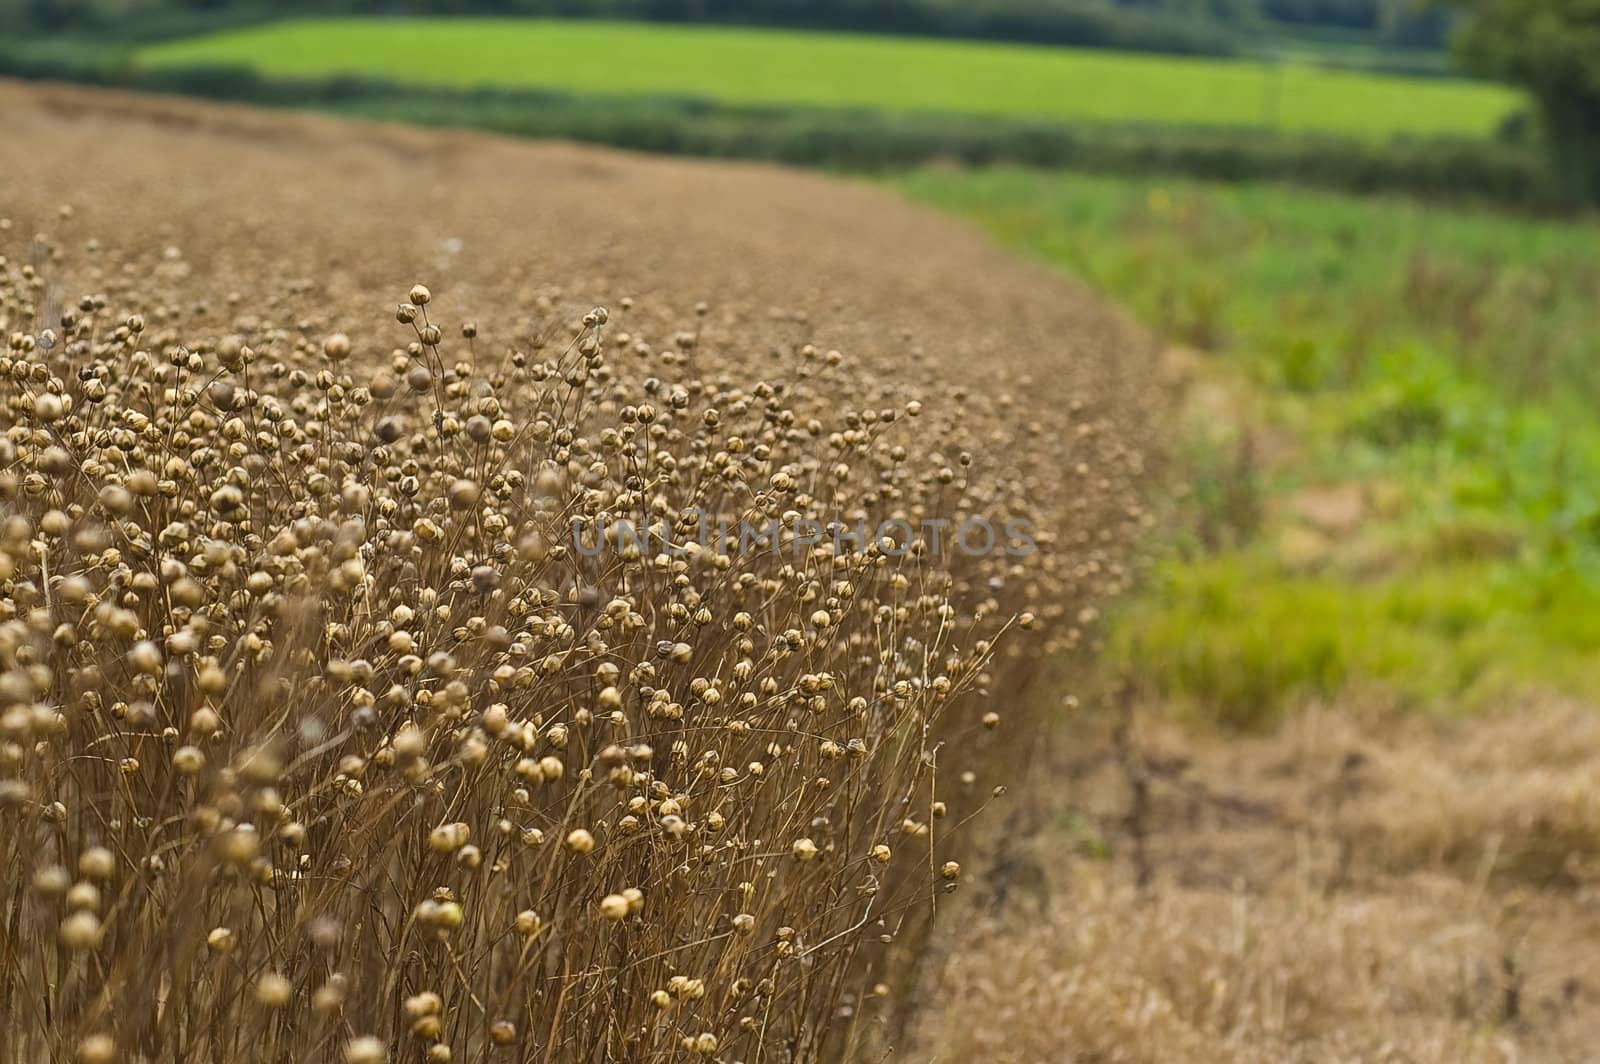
[0,0,1458,55]
[903,170,1600,725]
[5,0,1598,728]
[2,0,1592,205]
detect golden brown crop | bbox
[0,82,1159,1064]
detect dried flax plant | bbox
[0,217,1146,1062]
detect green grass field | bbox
[137,17,1521,139]
[902,170,1600,721]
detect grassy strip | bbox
[902,169,1600,722]
[0,41,1556,207]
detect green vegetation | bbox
[137,17,1520,139]
[903,168,1600,723]
[0,0,1449,57]
[905,171,1600,397]
[7,27,1546,204]
[5,0,1245,56]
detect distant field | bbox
[137,17,1521,139]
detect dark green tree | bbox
[1449,0,1600,202]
